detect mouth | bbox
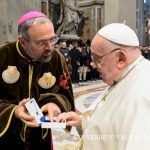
[43,51,51,57]
[43,55,51,60]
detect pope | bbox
[58,23,150,150]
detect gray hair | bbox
[18,17,52,40]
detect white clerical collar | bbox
[115,56,144,83]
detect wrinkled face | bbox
[21,22,58,63]
[91,34,122,86]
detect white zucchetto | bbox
[98,23,139,46]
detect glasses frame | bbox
[92,48,123,64]
[24,35,59,47]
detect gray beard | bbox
[26,45,52,63]
[36,54,52,63]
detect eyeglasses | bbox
[27,36,59,47]
[91,48,122,64]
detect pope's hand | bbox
[57,111,82,127]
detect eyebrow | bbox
[28,34,57,41]
[92,48,124,61]
[37,36,57,41]
[91,51,104,58]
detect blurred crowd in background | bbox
[54,38,150,84]
[140,45,150,60]
[55,38,100,83]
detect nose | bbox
[45,41,54,49]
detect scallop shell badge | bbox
[2,66,20,84]
[38,72,56,89]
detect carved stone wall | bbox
[78,0,138,41]
[0,0,144,44]
[104,0,136,29]
[77,0,104,41]
[0,0,41,44]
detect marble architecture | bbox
[0,0,145,45]
[0,0,41,44]
[77,0,142,41]
[77,0,104,41]
[136,0,145,45]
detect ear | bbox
[116,50,127,68]
[18,36,26,48]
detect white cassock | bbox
[80,56,150,150]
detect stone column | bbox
[136,0,144,45]
[90,6,103,38]
[78,0,104,40]
[41,0,49,16]
[104,0,136,29]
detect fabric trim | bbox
[0,106,17,137]
[42,128,48,139]
[20,124,27,142]
[16,40,26,59]
[29,64,33,98]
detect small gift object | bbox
[40,116,66,129]
[25,98,43,124]
[25,98,66,128]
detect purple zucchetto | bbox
[18,11,47,26]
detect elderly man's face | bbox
[23,22,57,62]
[91,34,122,86]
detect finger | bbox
[57,112,66,122]
[20,113,39,127]
[20,112,35,122]
[52,107,61,116]
[48,109,54,122]
[48,108,61,121]
[40,105,46,112]
[56,112,66,122]
[63,112,76,120]
[66,120,78,126]
[21,98,30,105]
[55,115,62,122]
[23,119,40,127]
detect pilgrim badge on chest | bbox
[38,72,56,89]
[2,66,20,84]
